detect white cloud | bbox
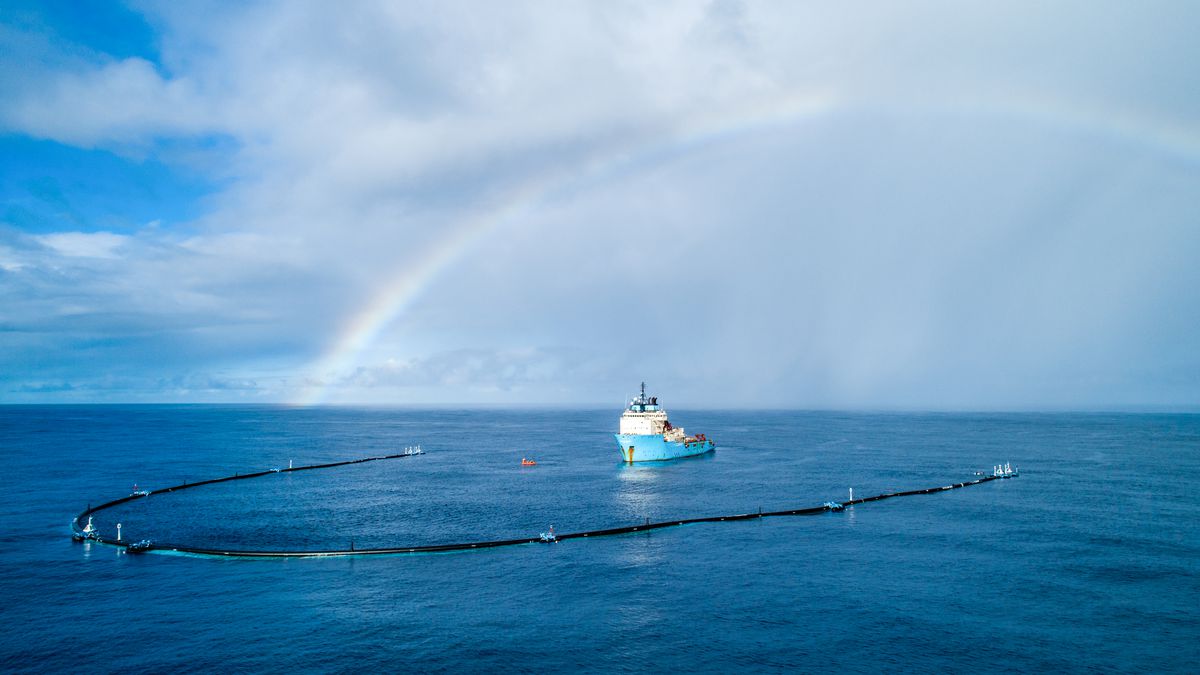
[36,231,130,258]
[2,1,1198,406]
[1,57,216,147]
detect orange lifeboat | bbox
[521,458,537,466]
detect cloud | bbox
[36,231,129,258]
[0,223,342,401]
[0,57,215,147]
[349,347,594,389]
[1,2,1198,406]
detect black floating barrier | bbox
[70,454,1016,559]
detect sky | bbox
[1,1,1197,409]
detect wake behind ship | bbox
[614,383,715,462]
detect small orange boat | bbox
[521,457,537,466]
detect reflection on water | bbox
[615,530,668,569]
[614,462,662,517]
[611,452,720,568]
[612,452,719,520]
[612,463,671,567]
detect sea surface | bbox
[0,406,1196,672]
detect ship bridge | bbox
[619,382,675,436]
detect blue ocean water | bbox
[0,406,1197,672]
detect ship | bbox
[614,383,715,462]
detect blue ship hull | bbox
[614,434,716,462]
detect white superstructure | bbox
[618,384,687,442]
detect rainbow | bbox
[289,91,1198,406]
[290,173,563,406]
[290,92,836,406]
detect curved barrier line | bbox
[70,455,1016,559]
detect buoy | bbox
[116,523,122,541]
[849,487,854,502]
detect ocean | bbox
[1,406,1196,672]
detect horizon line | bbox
[1,401,1197,414]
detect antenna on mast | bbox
[640,381,646,400]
